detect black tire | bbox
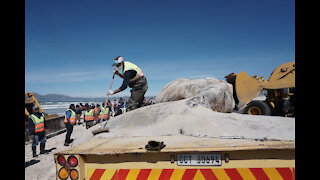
[244,100,272,116]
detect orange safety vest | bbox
[94,107,100,120]
[64,109,77,125]
[84,109,94,121]
[29,114,45,133]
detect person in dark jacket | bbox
[28,106,48,157]
[75,104,82,125]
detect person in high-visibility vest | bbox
[75,104,82,125]
[99,102,110,122]
[84,104,95,129]
[117,98,127,114]
[28,106,48,157]
[64,104,77,146]
[121,105,127,114]
[94,104,101,122]
[107,56,148,111]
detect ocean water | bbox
[39,101,103,116]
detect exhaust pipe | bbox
[145,140,166,151]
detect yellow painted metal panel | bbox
[84,159,294,170]
[237,168,256,180]
[212,169,231,180]
[58,135,294,155]
[126,169,141,180]
[169,169,186,180]
[263,168,283,180]
[88,168,95,179]
[147,169,163,180]
[100,169,117,180]
[83,168,295,180]
[193,170,206,180]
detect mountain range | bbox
[32,93,155,102]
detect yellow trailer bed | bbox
[54,135,295,180]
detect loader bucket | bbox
[235,72,265,104]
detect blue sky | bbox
[25,0,295,97]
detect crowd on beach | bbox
[73,97,155,120]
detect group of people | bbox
[28,56,149,156]
[27,102,112,157]
[64,102,111,146]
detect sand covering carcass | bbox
[72,78,294,147]
[92,98,294,141]
[72,78,295,145]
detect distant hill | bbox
[32,93,81,102]
[32,93,155,102]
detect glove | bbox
[113,68,119,74]
[107,89,114,96]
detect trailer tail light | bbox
[58,167,69,180]
[70,169,79,180]
[67,155,78,167]
[57,155,67,166]
[57,155,80,179]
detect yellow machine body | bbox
[235,62,295,104]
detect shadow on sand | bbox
[25,159,40,168]
[45,147,57,153]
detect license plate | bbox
[177,154,222,166]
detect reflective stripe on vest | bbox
[123,61,144,82]
[30,114,45,133]
[99,114,110,119]
[64,109,77,124]
[99,107,110,119]
[84,109,94,121]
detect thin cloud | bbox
[25,71,103,83]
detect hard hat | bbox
[112,56,124,66]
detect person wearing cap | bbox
[28,105,48,157]
[107,56,148,111]
[64,104,76,146]
[84,104,95,129]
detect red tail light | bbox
[67,155,78,167]
[57,155,67,166]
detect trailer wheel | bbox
[244,100,272,116]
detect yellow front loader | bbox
[225,62,295,117]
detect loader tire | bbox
[244,100,272,116]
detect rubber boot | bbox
[32,146,38,157]
[40,143,48,154]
